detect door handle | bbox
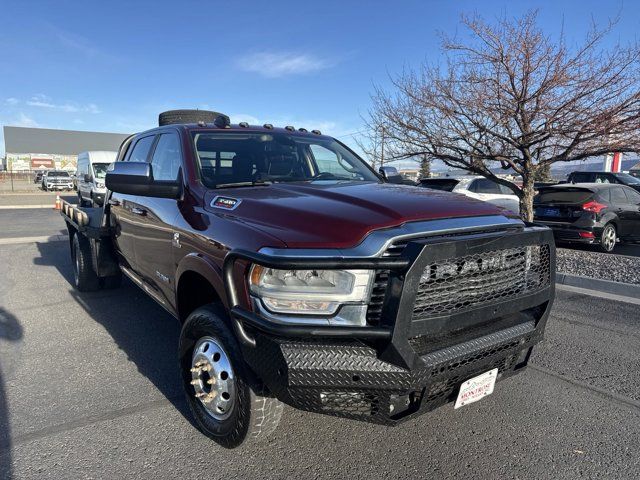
[131,207,147,216]
[108,199,120,206]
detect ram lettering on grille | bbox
[412,245,550,320]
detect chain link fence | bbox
[0,171,45,192]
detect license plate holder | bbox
[454,368,498,409]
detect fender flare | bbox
[175,253,227,310]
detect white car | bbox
[419,176,520,213]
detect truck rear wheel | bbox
[72,234,100,292]
[179,304,283,448]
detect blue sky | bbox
[0,0,636,160]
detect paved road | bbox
[0,217,639,479]
[0,193,77,208]
[0,209,67,239]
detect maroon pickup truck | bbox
[61,110,555,448]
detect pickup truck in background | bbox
[60,110,556,448]
[42,170,74,191]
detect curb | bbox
[556,272,640,298]
[0,234,69,245]
[0,205,57,209]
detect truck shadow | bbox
[33,241,196,428]
[0,307,24,480]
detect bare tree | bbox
[366,11,640,220]
[354,123,385,169]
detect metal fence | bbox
[0,172,42,192]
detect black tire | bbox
[158,109,226,126]
[598,223,617,253]
[100,272,122,289]
[72,234,100,291]
[179,305,283,448]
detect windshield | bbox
[617,172,640,185]
[534,188,593,204]
[191,131,379,188]
[92,163,110,180]
[49,171,70,177]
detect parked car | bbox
[33,170,45,184]
[567,171,640,192]
[60,109,555,448]
[76,151,117,206]
[42,170,74,191]
[533,183,640,252]
[419,176,520,213]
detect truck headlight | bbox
[249,266,374,315]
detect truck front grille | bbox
[412,245,550,321]
[366,230,551,328]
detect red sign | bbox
[31,158,54,168]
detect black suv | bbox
[567,171,640,192]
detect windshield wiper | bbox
[214,180,272,189]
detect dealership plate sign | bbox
[454,368,498,409]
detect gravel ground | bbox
[557,247,640,284]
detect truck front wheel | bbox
[179,305,283,448]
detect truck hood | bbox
[204,181,510,249]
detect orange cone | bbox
[54,195,61,211]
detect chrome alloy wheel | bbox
[190,337,236,420]
[602,225,616,252]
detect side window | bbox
[150,133,181,181]
[128,136,155,163]
[571,173,591,183]
[599,189,611,203]
[595,174,613,184]
[611,187,628,204]
[470,178,501,194]
[498,183,514,195]
[309,144,350,176]
[623,188,640,204]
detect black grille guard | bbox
[223,225,555,369]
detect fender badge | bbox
[211,196,241,210]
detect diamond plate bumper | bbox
[241,320,539,424]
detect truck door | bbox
[109,134,157,273]
[132,132,182,310]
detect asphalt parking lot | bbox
[1,209,640,479]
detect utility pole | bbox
[380,125,385,167]
[9,159,14,192]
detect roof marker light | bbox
[239,122,249,128]
[298,128,308,132]
[311,129,322,135]
[285,125,295,131]
[263,123,274,129]
[214,114,231,128]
